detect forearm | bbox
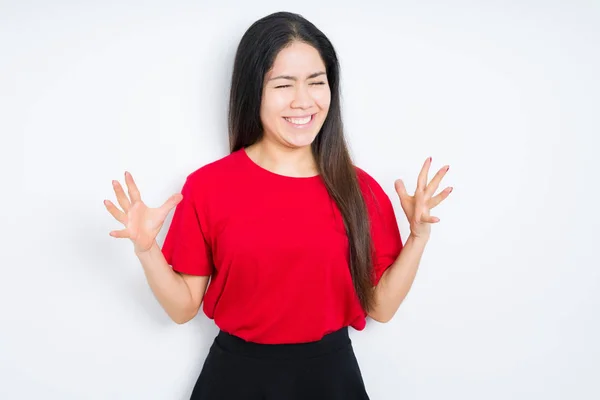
[370,234,429,322]
[135,241,195,323]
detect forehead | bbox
[267,41,326,76]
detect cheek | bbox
[262,92,292,118]
[314,89,331,112]
[261,95,283,125]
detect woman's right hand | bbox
[104,171,183,254]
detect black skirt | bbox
[190,327,371,399]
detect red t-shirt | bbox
[161,148,403,344]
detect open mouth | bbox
[283,114,315,128]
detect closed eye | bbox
[274,82,326,89]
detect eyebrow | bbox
[268,71,326,81]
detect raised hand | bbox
[104,171,183,253]
[394,157,452,240]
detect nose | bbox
[290,84,314,109]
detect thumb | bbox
[160,193,183,215]
[394,179,408,200]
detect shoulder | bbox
[184,149,245,188]
[174,150,246,208]
[354,166,387,199]
[354,166,396,217]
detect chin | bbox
[278,121,324,149]
[281,131,320,149]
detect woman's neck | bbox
[244,141,319,178]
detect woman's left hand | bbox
[394,157,452,240]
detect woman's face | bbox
[260,41,331,149]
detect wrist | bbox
[134,240,159,258]
[408,232,430,246]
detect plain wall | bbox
[1,0,599,399]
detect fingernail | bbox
[428,157,432,162]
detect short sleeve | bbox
[357,169,404,286]
[161,176,213,276]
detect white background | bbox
[1,0,599,399]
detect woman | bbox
[104,11,451,399]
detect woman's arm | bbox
[136,240,209,324]
[368,234,429,323]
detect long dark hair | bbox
[228,12,376,312]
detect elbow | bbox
[372,315,392,324]
[172,315,193,325]
[170,306,199,325]
[368,309,395,323]
[369,290,396,323]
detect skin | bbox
[243,41,456,322]
[245,40,331,178]
[103,41,331,324]
[370,159,453,322]
[104,173,203,324]
[104,40,453,325]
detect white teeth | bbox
[285,116,311,125]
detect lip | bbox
[282,113,316,129]
[283,114,315,118]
